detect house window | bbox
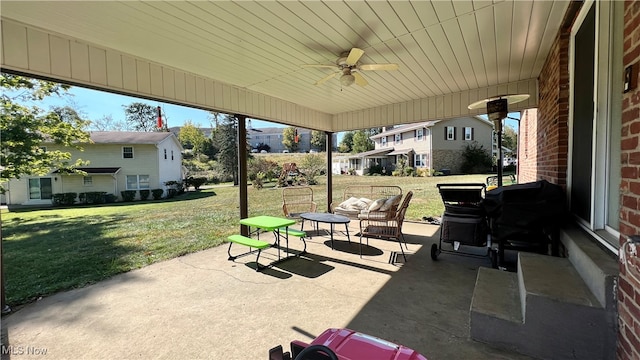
[416,129,424,141]
[126,175,150,190]
[28,178,52,200]
[123,146,134,159]
[569,0,622,250]
[414,154,428,167]
[381,137,387,146]
[464,127,474,141]
[83,176,93,186]
[445,126,456,140]
[164,149,167,159]
[395,134,402,144]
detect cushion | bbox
[379,195,402,212]
[338,197,360,209]
[347,198,372,211]
[368,198,387,211]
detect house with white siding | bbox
[3,131,184,205]
[334,117,493,175]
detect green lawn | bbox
[1,174,489,306]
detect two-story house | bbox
[2,131,184,205]
[333,116,493,175]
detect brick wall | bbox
[526,26,570,187]
[618,2,640,359]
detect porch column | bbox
[326,131,333,213]
[236,115,249,236]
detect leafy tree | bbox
[255,143,271,153]
[299,154,326,185]
[502,124,518,154]
[213,116,238,184]
[0,74,91,191]
[352,129,374,153]
[178,121,208,154]
[310,130,326,151]
[247,157,279,189]
[91,114,126,131]
[460,141,492,174]
[123,102,159,132]
[282,127,299,153]
[338,131,354,153]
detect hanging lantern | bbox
[157,106,163,129]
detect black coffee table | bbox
[300,212,351,250]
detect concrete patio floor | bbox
[1,221,533,360]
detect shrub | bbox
[120,190,136,202]
[52,192,77,206]
[185,176,207,190]
[460,142,492,174]
[104,194,117,203]
[403,167,414,176]
[139,189,150,200]
[167,189,177,198]
[151,189,164,200]
[78,192,86,203]
[86,191,106,204]
[367,164,383,175]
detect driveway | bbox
[1,222,532,359]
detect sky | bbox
[34,86,281,129]
[24,84,519,133]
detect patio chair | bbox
[358,191,414,262]
[281,186,317,219]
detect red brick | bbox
[630,181,640,194]
[621,136,638,151]
[623,108,640,124]
[623,195,639,209]
[621,277,637,299]
[622,166,639,178]
[630,212,640,226]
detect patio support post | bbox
[326,131,333,212]
[236,115,249,236]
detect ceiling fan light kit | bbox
[302,47,398,87]
[340,73,355,87]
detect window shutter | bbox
[444,127,447,140]
[454,127,457,140]
[471,128,475,140]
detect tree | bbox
[310,130,326,151]
[299,154,326,185]
[212,115,239,184]
[91,114,126,131]
[502,124,518,154]
[0,74,91,190]
[1,73,90,311]
[178,121,208,154]
[123,102,159,132]
[338,131,354,153]
[352,129,374,153]
[282,127,299,152]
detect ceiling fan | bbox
[301,48,398,87]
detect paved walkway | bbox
[1,222,532,360]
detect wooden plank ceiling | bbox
[0,0,569,116]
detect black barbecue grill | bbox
[431,183,494,265]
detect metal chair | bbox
[358,191,414,262]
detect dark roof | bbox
[54,167,121,174]
[89,131,175,144]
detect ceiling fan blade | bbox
[315,72,338,85]
[353,72,368,86]
[346,47,365,66]
[359,63,399,71]
[301,64,338,69]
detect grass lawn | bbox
[1,173,489,306]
